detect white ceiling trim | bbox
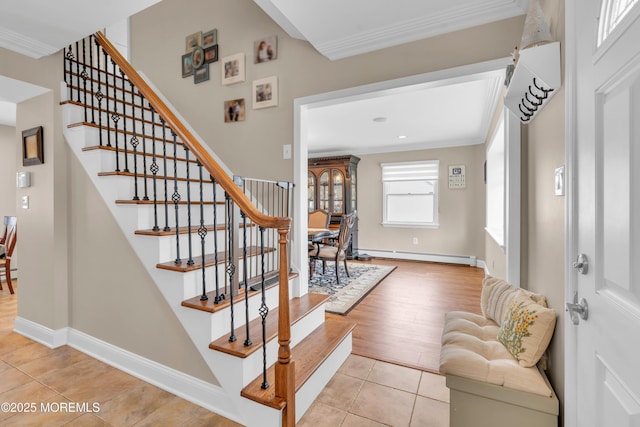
[316,0,528,60]
[0,26,58,58]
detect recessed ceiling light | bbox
[398,135,407,139]
[372,116,387,123]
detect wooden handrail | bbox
[94,32,290,232]
[92,32,295,426]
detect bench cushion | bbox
[440,311,553,397]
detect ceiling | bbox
[1,0,527,153]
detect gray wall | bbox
[0,125,17,272]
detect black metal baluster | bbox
[120,70,130,173]
[242,211,252,347]
[94,39,104,146]
[226,193,237,342]
[104,49,112,147]
[185,147,195,266]
[212,177,223,303]
[160,117,170,231]
[81,38,89,123]
[89,35,95,124]
[110,60,121,172]
[172,131,182,264]
[139,92,149,200]
[75,41,81,102]
[149,106,160,231]
[198,162,208,301]
[64,45,73,100]
[259,226,269,389]
[129,81,140,201]
[64,45,69,86]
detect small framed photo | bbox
[191,46,205,69]
[224,98,246,122]
[254,36,278,63]
[252,76,278,109]
[204,45,218,64]
[185,31,202,52]
[203,29,218,48]
[181,52,194,77]
[221,53,245,85]
[194,64,210,84]
[22,126,44,166]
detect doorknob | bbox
[566,295,588,325]
[573,253,588,275]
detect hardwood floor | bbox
[327,258,484,373]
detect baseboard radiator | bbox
[358,249,481,267]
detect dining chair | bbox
[0,216,17,294]
[308,209,331,229]
[309,211,356,284]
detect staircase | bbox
[61,32,354,427]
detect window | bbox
[486,113,505,247]
[598,0,639,46]
[381,160,439,227]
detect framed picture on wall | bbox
[253,35,277,63]
[224,98,246,122]
[194,64,210,84]
[204,45,218,64]
[252,76,278,109]
[202,29,217,48]
[22,126,44,166]
[185,31,202,52]
[221,53,245,85]
[181,52,194,77]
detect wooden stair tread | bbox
[135,222,255,236]
[115,199,218,205]
[181,270,300,313]
[208,293,329,358]
[157,246,275,272]
[240,317,356,409]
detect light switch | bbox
[283,144,291,160]
[21,195,29,209]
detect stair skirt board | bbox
[13,317,242,424]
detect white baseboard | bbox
[14,317,68,348]
[360,249,485,268]
[13,317,241,424]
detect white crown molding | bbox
[0,25,59,58]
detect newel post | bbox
[275,226,295,427]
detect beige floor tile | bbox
[96,382,175,426]
[0,379,58,406]
[417,372,450,403]
[341,412,391,426]
[315,372,364,411]
[410,395,449,427]
[298,401,348,427]
[0,332,32,357]
[132,396,242,427]
[1,340,57,367]
[367,361,422,393]
[350,381,416,427]
[339,354,376,380]
[18,346,92,379]
[64,413,111,426]
[0,365,33,394]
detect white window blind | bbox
[381,161,439,227]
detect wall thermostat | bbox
[448,165,466,189]
[16,171,31,188]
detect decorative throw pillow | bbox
[480,275,548,324]
[497,295,557,367]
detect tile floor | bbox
[1,283,450,426]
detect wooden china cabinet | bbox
[308,155,360,259]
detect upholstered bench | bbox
[439,276,559,427]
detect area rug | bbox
[308,262,396,314]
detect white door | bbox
[570,0,640,425]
